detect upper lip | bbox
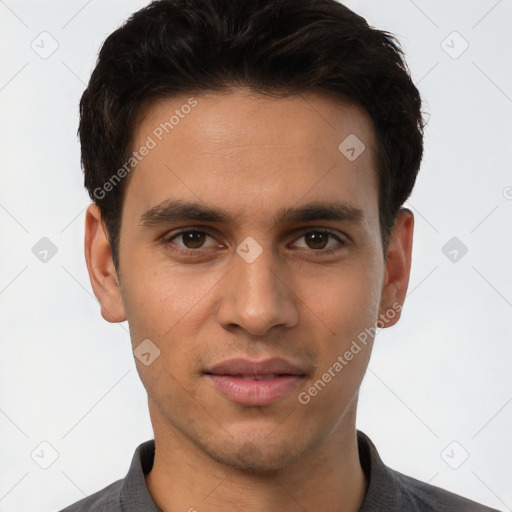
[205,357,307,377]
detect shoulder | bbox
[57,439,157,511]
[390,468,500,512]
[58,478,124,512]
[356,431,499,512]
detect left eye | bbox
[164,229,344,252]
[292,231,344,251]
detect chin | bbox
[204,436,305,473]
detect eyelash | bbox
[162,228,347,256]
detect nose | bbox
[216,239,299,337]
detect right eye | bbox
[163,229,220,252]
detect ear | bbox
[378,208,414,328]
[84,203,127,323]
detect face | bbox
[86,87,412,472]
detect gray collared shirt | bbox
[59,430,499,511]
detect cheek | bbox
[305,262,382,339]
[301,263,381,401]
[121,253,222,338]
[297,270,378,418]
[120,264,210,404]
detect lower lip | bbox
[205,375,305,406]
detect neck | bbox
[145,404,367,512]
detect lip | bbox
[204,357,307,406]
[206,357,306,377]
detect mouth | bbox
[203,357,307,406]
[216,373,296,380]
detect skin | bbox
[84,87,414,512]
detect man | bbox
[60,0,499,510]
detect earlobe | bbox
[84,203,127,323]
[378,208,414,328]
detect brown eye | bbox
[165,230,216,250]
[293,230,344,252]
[304,232,329,250]
[180,231,207,249]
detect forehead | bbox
[124,88,378,225]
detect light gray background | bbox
[1,1,511,511]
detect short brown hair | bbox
[79,0,425,273]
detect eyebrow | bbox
[139,199,364,228]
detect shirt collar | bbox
[120,438,161,511]
[356,430,403,511]
[120,430,399,511]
